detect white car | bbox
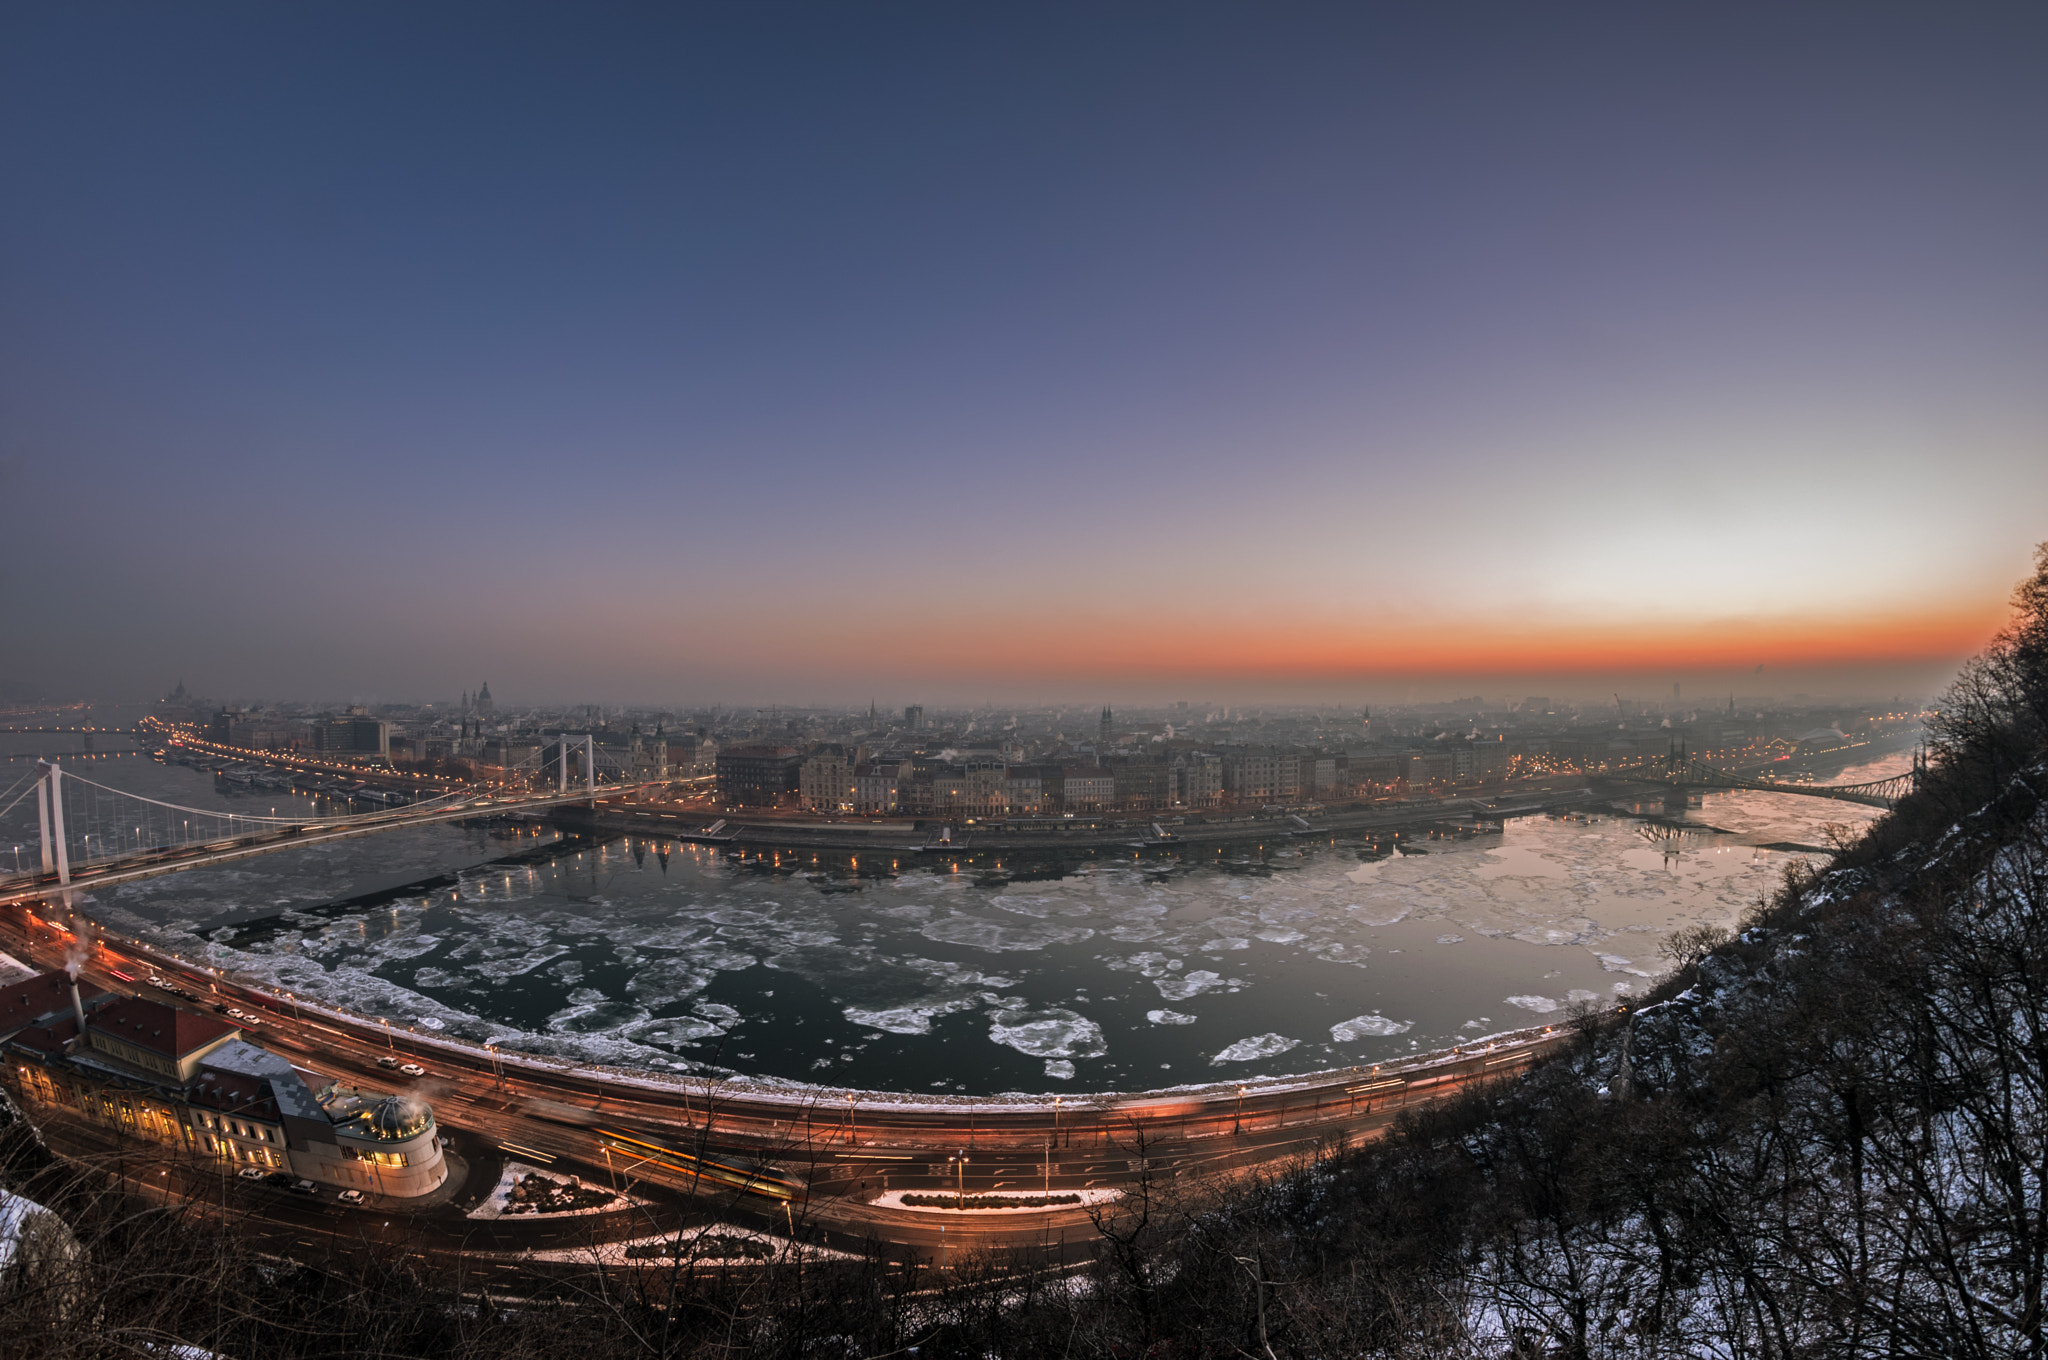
[398,1063,426,1078]
[335,1189,366,1206]
[237,1166,264,1181]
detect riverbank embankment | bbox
[540,779,1607,853]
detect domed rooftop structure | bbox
[315,1084,435,1142]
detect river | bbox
[0,713,1910,1096]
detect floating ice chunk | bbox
[1476,847,1569,879]
[843,999,973,1035]
[633,1012,730,1044]
[1146,1009,1197,1026]
[375,934,442,961]
[988,1006,1107,1060]
[1504,995,1561,1013]
[1115,951,1174,978]
[1043,1060,1076,1079]
[1595,953,1654,977]
[1330,1014,1411,1041]
[1202,938,1250,953]
[1436,934,1464,944]
[921,916,1095,953]
[547,988,650,1034]
[994,895,1093,919]
[1254,929,1305,944]
[1211,1033,1299,1064]
[1565,989,1601,1004]
[1348,905,1410,927]
[1153,970,1230,1001]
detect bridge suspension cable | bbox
[2,735,649,891]
[53,768,473,828]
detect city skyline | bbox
[4,5,2043,703]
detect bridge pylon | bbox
[35,760,71,887]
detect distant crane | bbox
[1614,692,1626,725]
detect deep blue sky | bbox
[5,4,2044,705]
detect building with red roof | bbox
[2,971,447,1198]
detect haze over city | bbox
[4,4,2043,706]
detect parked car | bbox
[376,1055,400,1069]
[236,1166,265,1181]
[287,1179,317,1195]
[262,1171,292,1188]
[398,1063,426,1077]
[335,1189,366,1206]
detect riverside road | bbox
[3,899,1574,1267]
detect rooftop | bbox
[87,997,238,1060]
[0,971,111,1040]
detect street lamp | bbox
[948,1151,970,1209]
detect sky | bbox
[3,3,2044,708]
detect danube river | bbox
[2,723,1905,1096]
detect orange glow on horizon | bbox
[757,600,2009,684]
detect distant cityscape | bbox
[139,680,1926,819]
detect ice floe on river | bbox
[1331,1014,1412,1041]
[1213,1034,1301,1064]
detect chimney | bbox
[70,980,88,1034]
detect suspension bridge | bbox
[0,736,652,906]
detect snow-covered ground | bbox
[869,1187,1123,1214]
[466,1161,642,1220]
